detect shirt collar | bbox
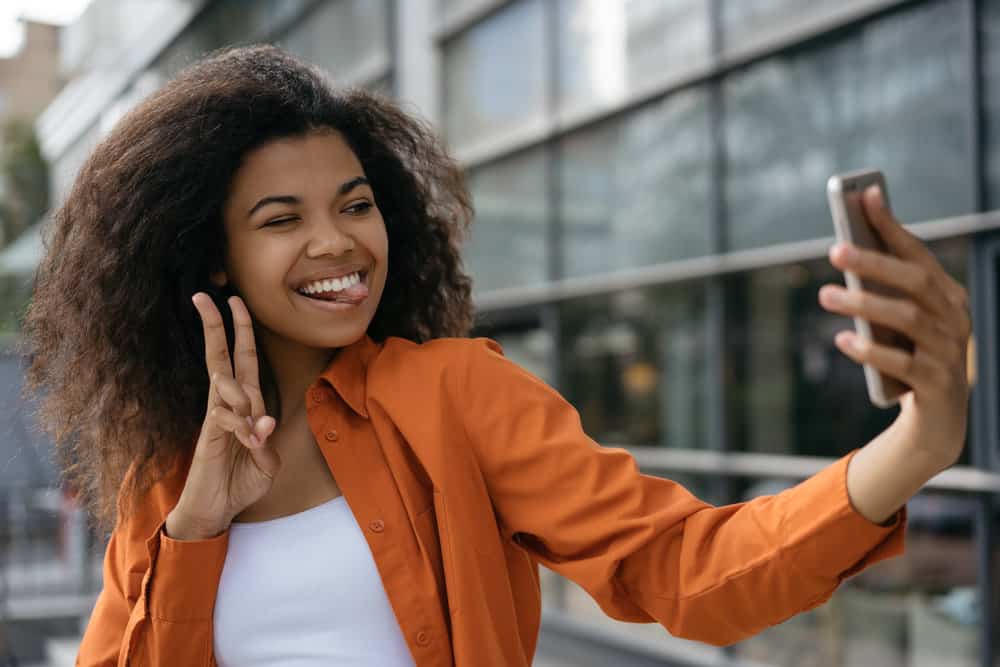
[317,334,380,418]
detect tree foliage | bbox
[0,117,49,247]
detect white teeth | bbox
[298,272,361,296]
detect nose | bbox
[305,217,355,258]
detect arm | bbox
[457,339,904,647]
[77,514,229,666]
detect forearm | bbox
[846,417,952,525]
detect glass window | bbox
[559,281,708,449]
[559,87,713,278]
[725,237,972,463]
[982,0,1000,209]
[442,0,547,147]
[465,148,549,292]
[281,0,390,80]
[556,0,710,113]
[723,0,972,251]
[734,484,982,667]
[721,0,867,53]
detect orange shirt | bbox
[77,336,905,666]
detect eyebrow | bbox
[246,176,371,218]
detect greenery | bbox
[0,116,49,248]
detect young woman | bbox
[23,45,970,666]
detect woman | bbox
[22,45,970,666]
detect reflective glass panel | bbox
[725,236,972,463]
[559,87,713,277]
[734,484,981,667]
[721,0,874,53]
[555,0,710,113]
[558,281,708,448]
[982,0,1000,209]
[281,0,390,80]
[723,0,971,250]
[464,148,549,292]
[442,0,547,147]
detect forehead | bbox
[228,130,366,202]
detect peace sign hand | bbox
[165,294,281,541]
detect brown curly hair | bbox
[20,45,474,530]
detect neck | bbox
[257,329,339,420]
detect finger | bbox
[251,415,277,440]
[207,405,259,450]
[192,293,234,383]
[819,285,938,350]
[861,186,942,273]
[834,330,950,395]
[828,243,952,319]
[228,297,263,404]
[211,373,253,420]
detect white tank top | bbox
[213,495,417,666]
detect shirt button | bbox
[324,430,339,442]
[415,631,430,647]
[310,388,326,405]
[368,519,385,533]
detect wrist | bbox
[165,506,229,541]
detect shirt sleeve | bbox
[459,338,905,647]
[77,517,229,666]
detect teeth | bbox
[299,272,361,295]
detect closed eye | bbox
[263,217,297,227]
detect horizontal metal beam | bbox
[473,210,1000,312]
[625,446,1000,493]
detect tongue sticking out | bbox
[304,281,369,304]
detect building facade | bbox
[9,0,1000,665]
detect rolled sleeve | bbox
[144,521,230,622]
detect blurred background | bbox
[0,0,998,665]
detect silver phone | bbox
[826,168,911,408]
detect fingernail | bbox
[246,416,255,429]
[821,287,842,305]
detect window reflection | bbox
[734,482,982,667]
[726,237,971,464]
[465,148,549,292]
[724,0,971,251]
[281,0,390,81]
[559,87,713,277]
[982,0,1000,208]
[559,282,708,448]
[442,0,547,147]
[555,0,710,112]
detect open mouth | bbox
[294,270,369,304]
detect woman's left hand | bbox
[818,185,972,470]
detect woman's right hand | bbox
[165,293,281,541]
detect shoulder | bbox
[372,335,552,404]
[375,336,504,378]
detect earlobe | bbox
[209,270,228,287]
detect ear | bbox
[209,270,228,287]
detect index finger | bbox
[228,296,261,392]
[192,292,233,382]
[861,185,966,300]
[861,185,935,265]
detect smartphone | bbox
[826,168,912,408]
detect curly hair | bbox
[20,45,474,530]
